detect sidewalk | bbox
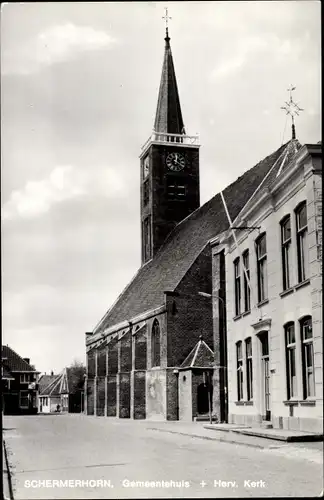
[3,440,13,500]
[144,420,323,464]
[203,423,324,442]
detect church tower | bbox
[139,26,200,265]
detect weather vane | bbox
[162,7,172,38]
[280,85,304,140]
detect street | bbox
[3,414,323,499]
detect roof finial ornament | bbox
[280,85,304,141]
[162,7,172,42]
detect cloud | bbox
[211,36,269,79]
[2,23,116,75]
[2,164,126,220]
[211,35,296,79]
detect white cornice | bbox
[139,140,200,159]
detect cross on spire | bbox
[162,7,172,40]
[280,85,304,140]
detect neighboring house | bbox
[214,141,322,433]
[38,372,59,413]
[1,345,40,415]
[38,367,85,413]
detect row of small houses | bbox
[1,345,85,415]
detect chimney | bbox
[51,370,54,376]
[23,358,30,365]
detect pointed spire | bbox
[154,15,185,135]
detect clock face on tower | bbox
[166,152,185,172]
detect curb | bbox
[204,425,324,443]
[147,427,265,449]
[3,440,14,500]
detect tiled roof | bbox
[41,375,62,396]
[38,374,58,394]
[180,337,214,369]
[39,367,84,396]
[2,345,38,372]
[154,33,185,134]
[267,139,302,186]
[94,142,289,334]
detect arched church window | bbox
[151,319,161,367]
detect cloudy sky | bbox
[1,1,321,374]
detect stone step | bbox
[194,415,218,422]
[261,421,273,429]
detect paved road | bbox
[3,414,323,499]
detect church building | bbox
[84,27,313,422]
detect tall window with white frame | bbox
[234,258,241,316]
[285,323,297,400]
[245,337,253,401]
[256,234,268,303]
[236,341,243,401]
[295,202,308,283]
[242,250,251,312]
[281,215,292,290]
[300,316,315,399]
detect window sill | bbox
[245,400,254,406]
[242,310,251,317]
[299,400,316,407]
[295,279,310,291]
[279,287,294,298]
[257,299,269,308]
[233,314,242,322]
[283,400,299,406]
[235,401,245,406]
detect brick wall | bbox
[133,371,146,419]
[97,345,106,377]
[107,376,117,416]
[167,245,213,368]
[119,372,131,418]
[108,339,118,375]
[120,332,132,372]
[134,327,147,370]
[96,377,105,416]
[166,369,178,420]
[87,379,94,415]
[87,350,95,378]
